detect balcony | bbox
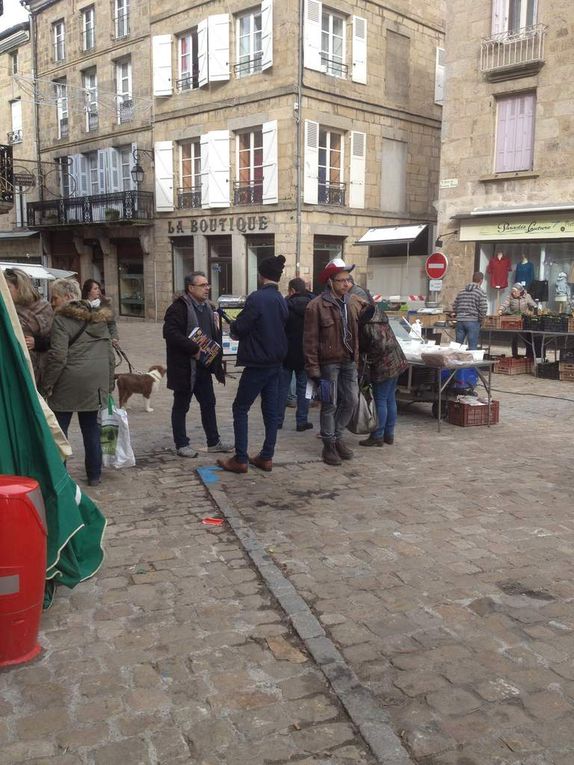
[318,181,345,206]
[233,180,263,206]
[8,129,23,145]
[27,190,154,227]
[480,24,547,81]
[177,187,201,209]
[176,74,198,93]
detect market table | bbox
[479,328,574,371]
[399,359,498,432]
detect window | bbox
[54,79,68,139]
[495,92,536,173]
[115,59,133,124]
[236,8,262,77]
[81,6,95,51]
[179,141,201,208]
[53,20,65,62]
[235,129,263,205]
[114,0,129,39]
[321,8,345,77]
[318,128,344,205]
[9,100,22,144]
[57,157,71,198]
[82,69,98,131]
[492,0,537,35]
[119,146,133,190]
[381,138,407,212]
[9,51,18,75]
[177,29,199,91]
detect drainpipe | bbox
[29,9,42,203]
[295,0,304,277]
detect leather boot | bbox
[322,441,342,466]
[335,438,354,460]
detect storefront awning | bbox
[356,224,428,246]
[0,262,76,280]
[0,231,39,240]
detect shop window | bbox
[115,58,133,124]
[177,28,199,91]
[208,236,232,301]
[172,238,194,294]
[313,235,344,293]
[53,20,65,62]
[235,129,263,205]
[246,235,275,293]
[114,0,130,39]
[81,5,95,52]
[495,92,535,173]
[178,140,201,208]
[381,138,407,212]
[118,254,144,317]
[54,79,68,139]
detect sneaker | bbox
[177,445,198,458]
[296,422,313,432]
[207,441,233,453]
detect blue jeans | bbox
[372,377,399,439]
[55,410,102,481]
[455,320,480,350]
[320,361,358,441]
[278,368,310,427]
[232,365,281,464]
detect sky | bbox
[0,0,29,34]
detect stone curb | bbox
[196,466,414,765]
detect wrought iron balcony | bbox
[233,180,263,206]
[480,24,547,80]
[318,181,345,206]
[234,52,263,78]
[27,190,154,227]
[118,99,134,124]
[320,54,347,78]
[8,129,23,145]
[177,187,201,209]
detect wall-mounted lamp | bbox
[130,148,154,188]
[434,230,459,248]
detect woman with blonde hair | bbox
[5,267,53,383]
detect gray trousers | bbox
[319,360,358,442]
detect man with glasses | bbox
[304,259,374,466]
[163,271,231,457]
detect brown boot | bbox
[249,454,272,472]
[383,434,394,445]
[335,438,354,460]
[322,441,342,466]
[217,456,248,474]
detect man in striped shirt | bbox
[451,272,487,350]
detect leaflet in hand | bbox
[188,327,221,367]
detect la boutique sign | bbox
[168,215,270,235]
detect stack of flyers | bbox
[188,327,221,367]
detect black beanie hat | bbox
[258,255,286,282]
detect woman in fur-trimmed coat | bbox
[42,278,115,486]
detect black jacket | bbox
[283,292,313,371]
[163,296,224,391]
[230,284,288,367]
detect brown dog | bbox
[114,365,166,412]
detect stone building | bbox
[20,0,444,318]
[437,0,574,314]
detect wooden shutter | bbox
[491,0,508,35]
[303,120,319,204]
[348,131,366,208]
[202,130,230,208]
[434,47,445,105]
[208,14,230,82]
[154,140,174,211]
[97,149,108,192]
[197,19,208,87]
[262,120,278,204]
[304,0,322,72]
[261,0,273,71]
[496,93,535,173]
[152,35,173,96]
[351,16,367,84]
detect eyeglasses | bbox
[192,282,210,288]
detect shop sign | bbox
[460,215,574,242]
[167,215,270,235]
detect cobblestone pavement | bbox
[3,320,574,764]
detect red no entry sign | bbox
[425,252,448,280]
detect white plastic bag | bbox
[100,396,136,469]
[347,385,378,435]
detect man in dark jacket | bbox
[451,271,487,350]
[163,272,230,457]
[278,277,314,432]
[217,255,288,474]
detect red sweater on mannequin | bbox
[487,256,512,288]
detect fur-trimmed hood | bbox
[56,300,113,324]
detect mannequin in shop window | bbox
[555,272,571,313]
[487,250,512,311]
[515,255,535,290]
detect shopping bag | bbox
[347,384,378,435]
[100,396,136,469]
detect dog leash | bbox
[114,346,142,374]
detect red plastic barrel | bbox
[0,476,47,667]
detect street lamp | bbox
[130,148,154,189]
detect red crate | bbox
[447,400,500,427]
[500,315,523,330]
[493,357,532,375]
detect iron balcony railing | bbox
[233,180,263,205]
[8,129,23,145]
[320,54,347,78]
[176,74,200,92]
[234,52,263,78]
[318,181,345,206]
[480,24,547,79]
[27,190,154,227]
[177,187,201,209]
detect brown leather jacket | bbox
[304,291,370,379]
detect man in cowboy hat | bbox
[304,259,374,466]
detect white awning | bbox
[0,230,39,240]
[356,224,427,245]
[0,262,76,281]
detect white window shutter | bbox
[491,0,508,34]
[152,35,173,96]
[197,20,208,87]
[261,0,273,71]
[109,148,122,191]
[434,47,445,105]
[349,131,366,209]
[303,120,319,204]
[208,14,230,82]
[203,130,230,208]
[78,154,89,195]
[262,120,278,204]
[154,140,174,211]
[97,149,107,192]
[351,16,367,84]
[304,0,322,72]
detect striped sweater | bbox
[452,283,488,321]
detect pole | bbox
[295,0,304,277]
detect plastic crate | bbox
[493,357,533,375]
[447,400,500,427]
[500,315,523,330]
[560,368,574,382]
[541,315,569,333]
[536,361,560,379]
[523,315,543,330]
[560,348,574,363]
[482,316,500,329]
